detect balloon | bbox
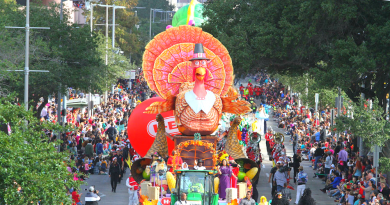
[237,171,246,181]
[127,97,179,157]
[142,170,150,180]
[172,2,205,27]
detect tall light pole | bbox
[90,3,95,35]
[5,0,50,111]
[150,8,162,41]
[129,7,145,62]
[111,5,126,49]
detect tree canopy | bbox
[202,0,390,106]
[86,0,175,66]
[334,98,390,170]
[0,96,82,204]
[0,0,130,106]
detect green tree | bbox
[0,0,130,108]
[85,0,175,66]
[202,0,390,108]
[85,0,144,65]
[334,98,390,167]
[0,96,83,204]
[132,0,175,64]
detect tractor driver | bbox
[174,193,189,205]
[188,175,204,194]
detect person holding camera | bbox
[85,186,100,205]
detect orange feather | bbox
[144,93,176,114]
[221,87,251,114]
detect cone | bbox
[225,117,247,159]
[145,114,169,159]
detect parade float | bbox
[127,2,260,204]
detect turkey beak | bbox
[195,67,206,81]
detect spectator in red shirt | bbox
[248,85,254,97]
[254,86,261,99]
[239,84,244,95]
[248,80,253,87]
[72,189,82,205]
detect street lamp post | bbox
[150,8,162,41]
[111,5,126,49]
[90,3,95,34]
[5,0,50,111]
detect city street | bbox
[2,0,388,204]
[257,116,335,204]
[80,113,336,205]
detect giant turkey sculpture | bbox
[143,25,251,135]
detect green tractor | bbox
[171,170,219,205]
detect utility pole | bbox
[5,0,50,111]
[97,4,126,102]
[336,87,341,141]
[60,0,63,22]
[130,7,145,61]
[150,8,162,41]
[90,3,95,35]
[95,5,110,103]
[111,5,126,49]
[360,82,365,156]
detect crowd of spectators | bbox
[73,1,85,9]
[35,70,154,204]
[262,73,390,205]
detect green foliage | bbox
[86,0,175,65]
[0,0,130,104]
[135,0,175,61]
[334,98,390,148]
[379,157,390,173]
[85,0,143,65]
[202,0,390,106]
[0,96,83,204]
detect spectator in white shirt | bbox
[174,193,189,205]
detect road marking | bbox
[262,164,265,169]
[266,173,269,178]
